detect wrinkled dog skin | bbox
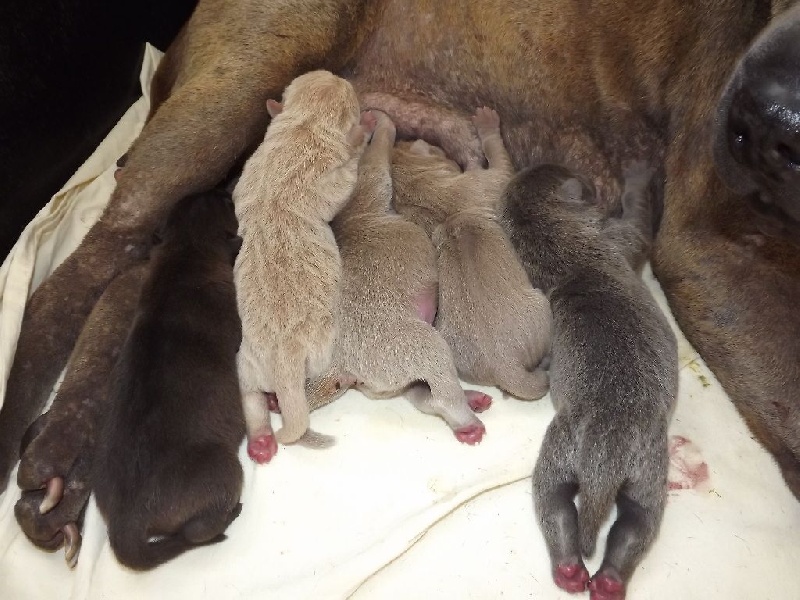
[14,263,147,568]
[392,107,551,401]
[233,70,373,460]
[306,110,490,445]
[1,0,799,503]
[504,163,678,600]
[94,190,245,571]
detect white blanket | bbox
[1,46,798,600]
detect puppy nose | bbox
[727,80,800,184]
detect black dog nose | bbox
[727,80,800,185]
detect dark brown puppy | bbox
[14,262,147,568]
[93,189,245,570]
[504,162,678,600]
[1,0,799,502]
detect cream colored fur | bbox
[233,70,369,446]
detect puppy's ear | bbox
[266,99,283,118]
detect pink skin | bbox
[554,563,591,594]
[464,390,492,413]
[413,286,438,325]
[266,392,280,413]
[247,434,278,464]
[589,573,626,600]
[454,423,486,445]
[667,434,710,491]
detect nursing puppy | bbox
[234,70,374,460]
[306,111,489,444]
[6,0,800,505]
[503,163,678,600]
[391,108,551,401]
[14,263,147,568]
[94,189,245,571]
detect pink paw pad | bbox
[247,435,278,464]
[589,573,625,600]
[465,391,493,413]
[266,393,280,413]
[454,423,485,445]
[554,563,590,593]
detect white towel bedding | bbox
[1,46,798,600]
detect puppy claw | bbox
[554,562,590,593]
[464,391,493,413]
[39,477,64,514]
[63,523,82,569]
[454,423,486,445]
[247,435,278,464]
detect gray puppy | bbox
[502,162,678,600]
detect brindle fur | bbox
[14,263,147,568]
[1,0,799,504]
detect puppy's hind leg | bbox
[403,324,487,445]
[533,416,590,594]
[589,451,668,600]
[243,392,278,464]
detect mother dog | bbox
[0,0,798,503]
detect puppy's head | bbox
[282,70,361,134]
[393,140,462,175]
[517,164,597,212]
[153,190,241,263]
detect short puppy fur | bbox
[503,163,678,599]
[94,189,245,571]
[307,111,489,444]
[392,108,551,400]
[233,70,374,459]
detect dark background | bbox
[0,0,199,260]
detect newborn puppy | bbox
[94,189,245,571]
[306,111,490,444]
[14,263,147,568]
[391,107,551,400]
[503,162,678,600]
[234,70,374,460]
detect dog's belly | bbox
[347,0,664,209]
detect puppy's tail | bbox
[272,350,312,445]
[576,458,622,558]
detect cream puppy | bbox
[234,70,374,461]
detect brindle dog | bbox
[0,0,798,513]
